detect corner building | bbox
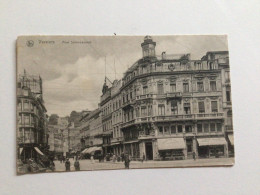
[119,36,232,160]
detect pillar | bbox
[130,143,133,156]
[193,137,198,157]
[183,138,188,159]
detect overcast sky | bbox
[17,35,228,117]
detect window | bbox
[204,123,209,132]
[198,102,205,113]
[177,125,183,133]
[184,103,191,114]
[130,92,133,99]
[164,126,170,134]
[217,123,222,132]
[158,105,165,116]
[171,100,178,114]
[158,126,163,134]
[183,83,189,92]
[197,124,203,133]
[170,83,176,92]
[226,90,231,102]
[24,101,29,110]
[141,107,147,116]
[24,115,30,125]
[211,101,218,112]
[143,86,148,95]
[197,82,204,92]
[148,105,153,116]
[157,83,164,94]
[136,107,140,117]
[18,115,22,124]
[210,123,216,132]
[171,126,176,134]
[210,81,217,91]
[185,125,192,133]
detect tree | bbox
[49,114,59,125]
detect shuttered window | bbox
[198,102,205,113]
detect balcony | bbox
[225,125,233,132]
[166,92,182,99]
[136,94,153,100]
[218,57,229,65]
[138,130,155,139]
[121,119,136,129]
[153,114,194,122]
[195,113,224,119]
[122,99,136,109]
[111,137,123,143]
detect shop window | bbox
[158,105,165,116]
[185,125,192,133]
[183,83,189,93]
[171,100,178,114]
[197,82,204,92]
[210,81,217,91]
[184,103,191,114]
[210,123,216,132]
[171,126,176,134]
[211,101,218,112]
[143,86,148,95]
[158,126,163,134]
[177,125,183,133]
[204,124,209,132]
[217,123,222,132]
[197,124,203,133]
[157,83,164,94]
[164,126,170,134]
[170,83,176,92]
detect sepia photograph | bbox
[16,35,234,174]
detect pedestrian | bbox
[74,159,80,171]
[124,153,130,169]
[121,152,125,162]
[112,154,116,163]
[193,151,196,161]
[91,155,95,164]
[142,153,146,163]
[65,158,71,171]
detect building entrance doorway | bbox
[145,142,153,160]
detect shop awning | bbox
[197,137,227,146]
[34,147,44,155]
[228,134,234,145]
[82,147,102,154]
[19,148,23,155]
[157,138,185,150]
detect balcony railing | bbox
[166,92,182,98]
[154,114,194,121]
[136,94,153,100]
[225,125,233,131]
[121,119,136,128]
[138,130,155,139]
[111,137,124,143]
[196,113,224,118]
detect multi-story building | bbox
[79,108,103,151]
[100,81,113,155]
[111,80,124,156]
[118,36,232,160]
[17,71,48,162]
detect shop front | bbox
[157,138,186,160]
[227,134,234,157]
[197,137,227,158]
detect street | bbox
[54,158,234,172]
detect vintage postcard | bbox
[16,35,234,174]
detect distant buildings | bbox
[17,71,48,161]
[79,36,233,160]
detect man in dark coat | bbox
[124,154,130,169]
[193,151,196,161]
[65,158,71,171]
[74,160,80,171]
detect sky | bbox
[17,35,228,117]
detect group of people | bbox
[65,158,80,171]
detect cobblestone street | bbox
[54,158,234,172]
